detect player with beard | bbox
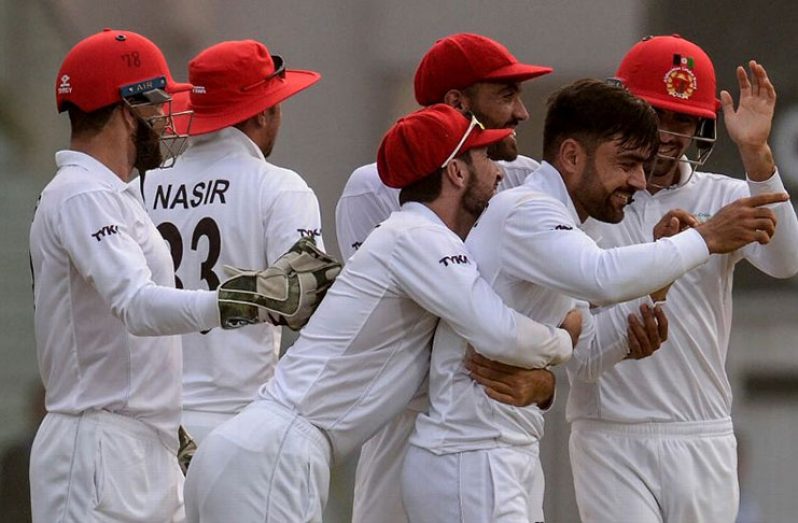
[28,29,336,523]
[142,40,325,445]
[334,33,560,523]
[183,105,576,523]
[568,36,798,523]
[402,79,788,523]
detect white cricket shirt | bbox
[567,162,798,423]
[334,156,539,260]
[30,151,219,448]
[265,201,571,462]
[143,128,324,415]
[410,161,713,454]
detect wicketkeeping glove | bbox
[177,425,197,476]
[217,237,342,330]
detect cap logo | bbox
[192,86,206,95]
[58,74,72,94]
[663,54,697,100]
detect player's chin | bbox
[488,140,518,162]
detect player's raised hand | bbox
[720,60,777,180]
[721,60,775,151]
[696,192,788,253]
[626,303,668,360]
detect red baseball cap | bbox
[56,28,191,113]
[377,104,512,189]
[615,35,720,120]
[186,40,321,135]
[414,33,553,106]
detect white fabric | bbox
[187,201,570,519]
[401,444,545,523]
[29,150,220,448]
[567,164,798,522]
[336,155,539,523]
[567,165,798,423]
[180,409,235,445]
[184,399,331,523]
[267,201,571,463]
[570,418,738,523]
[406,161,716,521]
[410,161,711,455]
[334,156,538,260]
[30,411,185,523]
[143,128,324,419]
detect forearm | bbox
[119,286,219,336]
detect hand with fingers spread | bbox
[695,192,788,253]
[720,60,777,180]
[625,303,669,360]
[465,348,556,408]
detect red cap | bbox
[377,104,512,189]
[56,28,191,113]
[186,40,321,135]
[414,33,552,106]
[615,34,720,120]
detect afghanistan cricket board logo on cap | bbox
[663,54,697,100]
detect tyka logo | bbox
[91,225,119,242]
[58,75,72,94]
[554,224,573,231]
[439,254,469,267]
[297,228,321,238]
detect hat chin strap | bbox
[646,122,715,190]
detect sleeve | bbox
[566,296,655,383]
[335,168,400,261]
[263,182,325,265]
[502,198,710,307]
[59,191,219,336]
[740,170,798,278]
[390,226,572,369]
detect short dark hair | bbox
[398,150,474,205]
[542,79,658,163]
[64,102,119,137]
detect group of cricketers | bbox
[27,23,798,523]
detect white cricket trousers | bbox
[30,410,185,523]
[183,398,331,523]
[353,406,419,523]
[402,444,545,523]
[570,418,738,523]
[181,409,235,445]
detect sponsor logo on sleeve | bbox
[297,228,321,238]
[439,254,469,267]
[91,224,119,242]
[553,224,573,231]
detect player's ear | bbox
[557,138,584,176]
[443,89,470,114]
[442,156,469,190]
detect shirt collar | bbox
[400,201,449,228]
[524,161,581,224]
[188,127,266,162]
[55,150,128,191]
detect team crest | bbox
[663,54,697,100]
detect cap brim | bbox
[462,127,514,153]
[189,69,321,136]
[639,93,719,120]
[482,63,553,84]
[167,80,194,95]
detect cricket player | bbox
[143,39,325,444]
[402,79,789,522]
[568,35,798,523]
[334,33,556,522]
[183,105,577,523]
[29,29,338,523]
